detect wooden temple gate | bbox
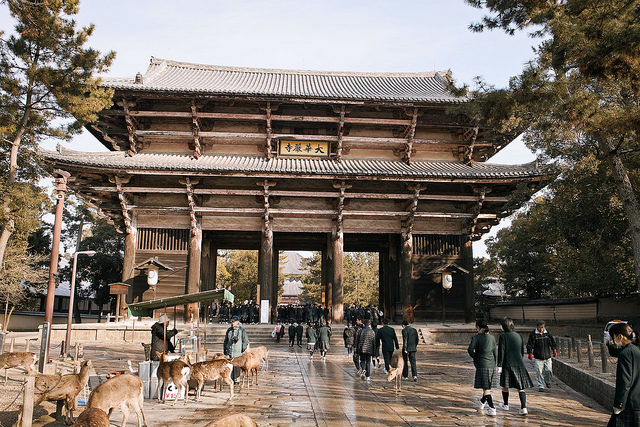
[44,58,544,323]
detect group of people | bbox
[276,304,329,325]
[468,317,640,425]
[214,301,260,324]
[344,305,384,328]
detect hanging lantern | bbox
[442,272,453,290]
[147,265,159,286]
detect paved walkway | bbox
[1,341,610,426]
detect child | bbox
[468,319,497,416]
[497,317,533,415]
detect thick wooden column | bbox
[463,236,475,323]
[271,249,280,320]
[121,212,137,286]
[259,228,274,319]
[331,229,344,323]
[378,250,386,316]
[186,218,202,321]
[400,231,414,321]
[387,234,400,322]
[321,249,328,305]
[325,234,333,313]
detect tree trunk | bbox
[0,219,15,273]
[602,139,640,290]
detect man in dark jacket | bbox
[296,322,304,347]
[343,324,355,357]
[357,319,376,382]
[353,319,364,374]
[377,318,399,372]
[526,320,557,392]
[289,322,297,347]
[402,320,419,381]
[150,314,179,361]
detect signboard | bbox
[260,300,270,324]
[278,140,330,158]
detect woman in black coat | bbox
[356,319,376,382]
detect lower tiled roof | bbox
[43,148,542,180]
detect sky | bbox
[2,0,540,257]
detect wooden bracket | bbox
[265,102,273,159]
[403,184,425,237]
[191,100,202,159]
[112,175,133,234]
[332,181,352,238]
[335,105,346,161]
[403,108,419,164]
[121,98,138,155]
[469,186,487,238]
[258,180,276,236]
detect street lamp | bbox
[64,250,96,356]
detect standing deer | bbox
[231,352,261,388]
[17,360,93,425]
[0,351,37,383]
[87,374,148,427]
[247,345,269,372]
[156,352,191,405]
[189,359,234,401]
[387,352,405,391]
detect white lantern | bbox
[147,266,159,286]
[442,272,453,290]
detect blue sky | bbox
[2,0,540,256]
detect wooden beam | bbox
[403,108,418,164]
[335,105,346,161]
[111,175,132,234]
[121,99,138,155]
[191,101,202,159]
[265,102,273,159]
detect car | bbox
[604,320,627,343]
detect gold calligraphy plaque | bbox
[277,140,330,158]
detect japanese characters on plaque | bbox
[277,140,329,158]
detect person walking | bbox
[468,319,497,417]
[306,323,318,359]
[288,322,297,347]
[318,322,332,361]
[401,320,419,382]
[377,318,399,373]
[526,320,557,392]
[296,322,304,347]
[343,324,355,358]
[353,318,364,375]
[356,319,376,382]
[608,322,640,426]
[497,317,533,415]
[223,315,250,383]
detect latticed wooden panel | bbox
[137,228,189,252]
[413,234,461,256]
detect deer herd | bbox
[1,344,269,426]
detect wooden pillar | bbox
[200,238,212,291]
[186,218,202,321]
[331,229,344,323]
[271,248,279,321]
[325,234,333,312]
[400,231,413,321]
[121,223,137,285]
[378,250,386,316]
[321,249,328,305]
[259,228,274,320]
[387,234,400,321]
[463,236,474,323]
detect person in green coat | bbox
[223,315,250,383]
[468,319,497,417]
[306,322,318,359]
[317,322,332,361]
[608,322,640,426]
[497,317,533,416]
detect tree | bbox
[0,0,114,272]
[343,252,379,306]
[299,252,322,304]
[463,0,640,289]
[216,250,258,303]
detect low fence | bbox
[489,294,640,323]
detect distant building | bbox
[280,252,305,305]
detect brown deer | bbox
[87,374,148,427]
[73,407,110,427]
[231,352,261,388]
[0,351,37,383]
[17,360,93,425]
[189,359,234,401]
[204,413,257,426]
[156,352,191,405]
[387,352,405,391]
[247,345,269,372]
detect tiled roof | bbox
[102,57,466,104]
[43,148,542,180]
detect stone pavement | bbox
[0,340,610,426]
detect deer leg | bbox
[131,400,144,427]
[182,379,189,405]
[119,402,130,427]
[157,380,164,403]
[224,376,234,400]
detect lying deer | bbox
[387,352,405,391]
[247,345,269,372]
[17,360,93,425]
[204,413,257,427]
[87,373,148,427]
[156,352,191,405]
[189,359,234,401]
[231,352,261,388]
[73,407,110,427]
[0,351,37,383]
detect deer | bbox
[204,413,257,427]
[73,407,110,427]
[156,352,191,405]
[87,373,148,427]
[247,345,269,372]
[17,360,93,425]
[386,352,405,391]
[0,351,37,384]
[231,351,261,388]
[189,359,234,401]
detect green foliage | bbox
[216,250,258,303]
[299,252,322,304]
[487,157,636,298]
[343,252,379,306]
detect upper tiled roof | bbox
[44,147,542,180]
[102,57,466,104]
